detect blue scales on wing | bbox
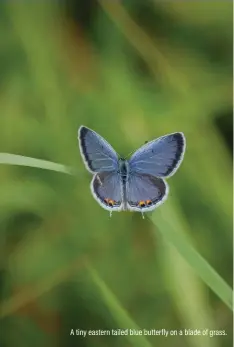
[129,132,185,178]
[91,172,123,211]
[78,126,119,173]
[126,173,168,211]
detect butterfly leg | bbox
[141,212,145,219]
[109,211,112,218]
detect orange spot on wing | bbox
[104,198,118,207]
[139,200,146,207]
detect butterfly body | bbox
[117,158,129,210]
[78,126,186,215]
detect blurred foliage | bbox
[0,1,232,347]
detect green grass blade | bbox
[150,203,233,311]
[0,153,74,175]
[87,264,153,347]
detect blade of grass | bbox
[0,153,74,175]
[161,241,217,347]
[150,202,233,311]
[87,264,153,347]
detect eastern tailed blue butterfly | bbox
[78,126,186,218]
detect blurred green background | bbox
[0,1,232,347]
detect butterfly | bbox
[78,126,186,217]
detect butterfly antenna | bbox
[124,141,149,159]
[124,149,135,159]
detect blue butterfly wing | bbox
[78,126,119,173]
[91,172,123,211]
[129,132,186,178]
[126,173,168,211]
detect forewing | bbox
[129,132,186,178]
[91,172,123,211]
[126,173,168,212]
[78,126,118,173]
